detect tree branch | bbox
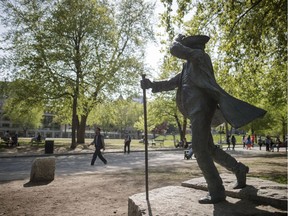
[230,0,263,33]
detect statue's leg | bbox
[208,134,249,189]
[191,114,226,204]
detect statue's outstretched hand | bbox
[141,78,153,89]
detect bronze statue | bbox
[141,34,266,204]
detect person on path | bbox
[258,136,263,150]
[124,132,131,154]
[265,135,271,152]
[226,135,231,150]
[231,135,236,150]
[90,127,107,166]
[242,135,246,149]
[246,135,252,150]
[141,34,266,204]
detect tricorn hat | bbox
[180,35,210,49]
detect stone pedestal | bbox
[128,174,287,216]
[30,157,56,183]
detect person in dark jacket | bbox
[124,132,131,154]
[226,135,231,150]
[231,135,236,150]
[90,127,107,165]
[141,34,266,204]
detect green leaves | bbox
[1,0,155,143]
[158,0,287,136]
[88,98,143,132]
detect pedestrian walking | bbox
[258,136,263,150]
[246,135,252,150]
[242,135,246,149]
[251,134,255,147]
[265,135,271,152]
[90,127,107,166]
[226,135,231,150]
[124,132,131,154]
[275,136,281,152]
[231,135,236,150]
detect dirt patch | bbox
[0,153,286,216]
[0,165,197,216]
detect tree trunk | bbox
[281,115,287,141]
[182,117,187,139]
[77,114,87,144]
[70,34,82,149]
[70,95,78,149]
[174,113,184,141]
[23,128,27,137]
[182,117,187,147]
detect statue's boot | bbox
[195,153,226,204]
[211,145,249,189]
[233,162,249,189]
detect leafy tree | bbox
[2,80,44,135]
[0,0,155,148]
[88,97,143,137]
[134,90,189,143]
[149,93,188,141]
[158,0,287,138]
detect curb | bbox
[0,148,184,159]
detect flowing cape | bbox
[212,89,266,128]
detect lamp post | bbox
[141,74,149,200]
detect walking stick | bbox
[141,74,149,200]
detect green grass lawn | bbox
[1,134,247,151]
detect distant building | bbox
[0,82,141,139]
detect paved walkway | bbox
[0,150,187,181]
[0,147,286,182]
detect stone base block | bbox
[30,157,55,183]
[182,174,287,210]
[128,174,287,216]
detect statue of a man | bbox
[141,34,266,204]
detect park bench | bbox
[31,140,44,145]
[30,138,44,145]
[0,137,10,146]
[0,136,19,147]
[1,137,9,144]
[140,138,164,147]
[215,143,223,149]
[275,141,287,152]
[150,139,164,147]
[260,137,287,152]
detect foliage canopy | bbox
[156,0,287,137]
